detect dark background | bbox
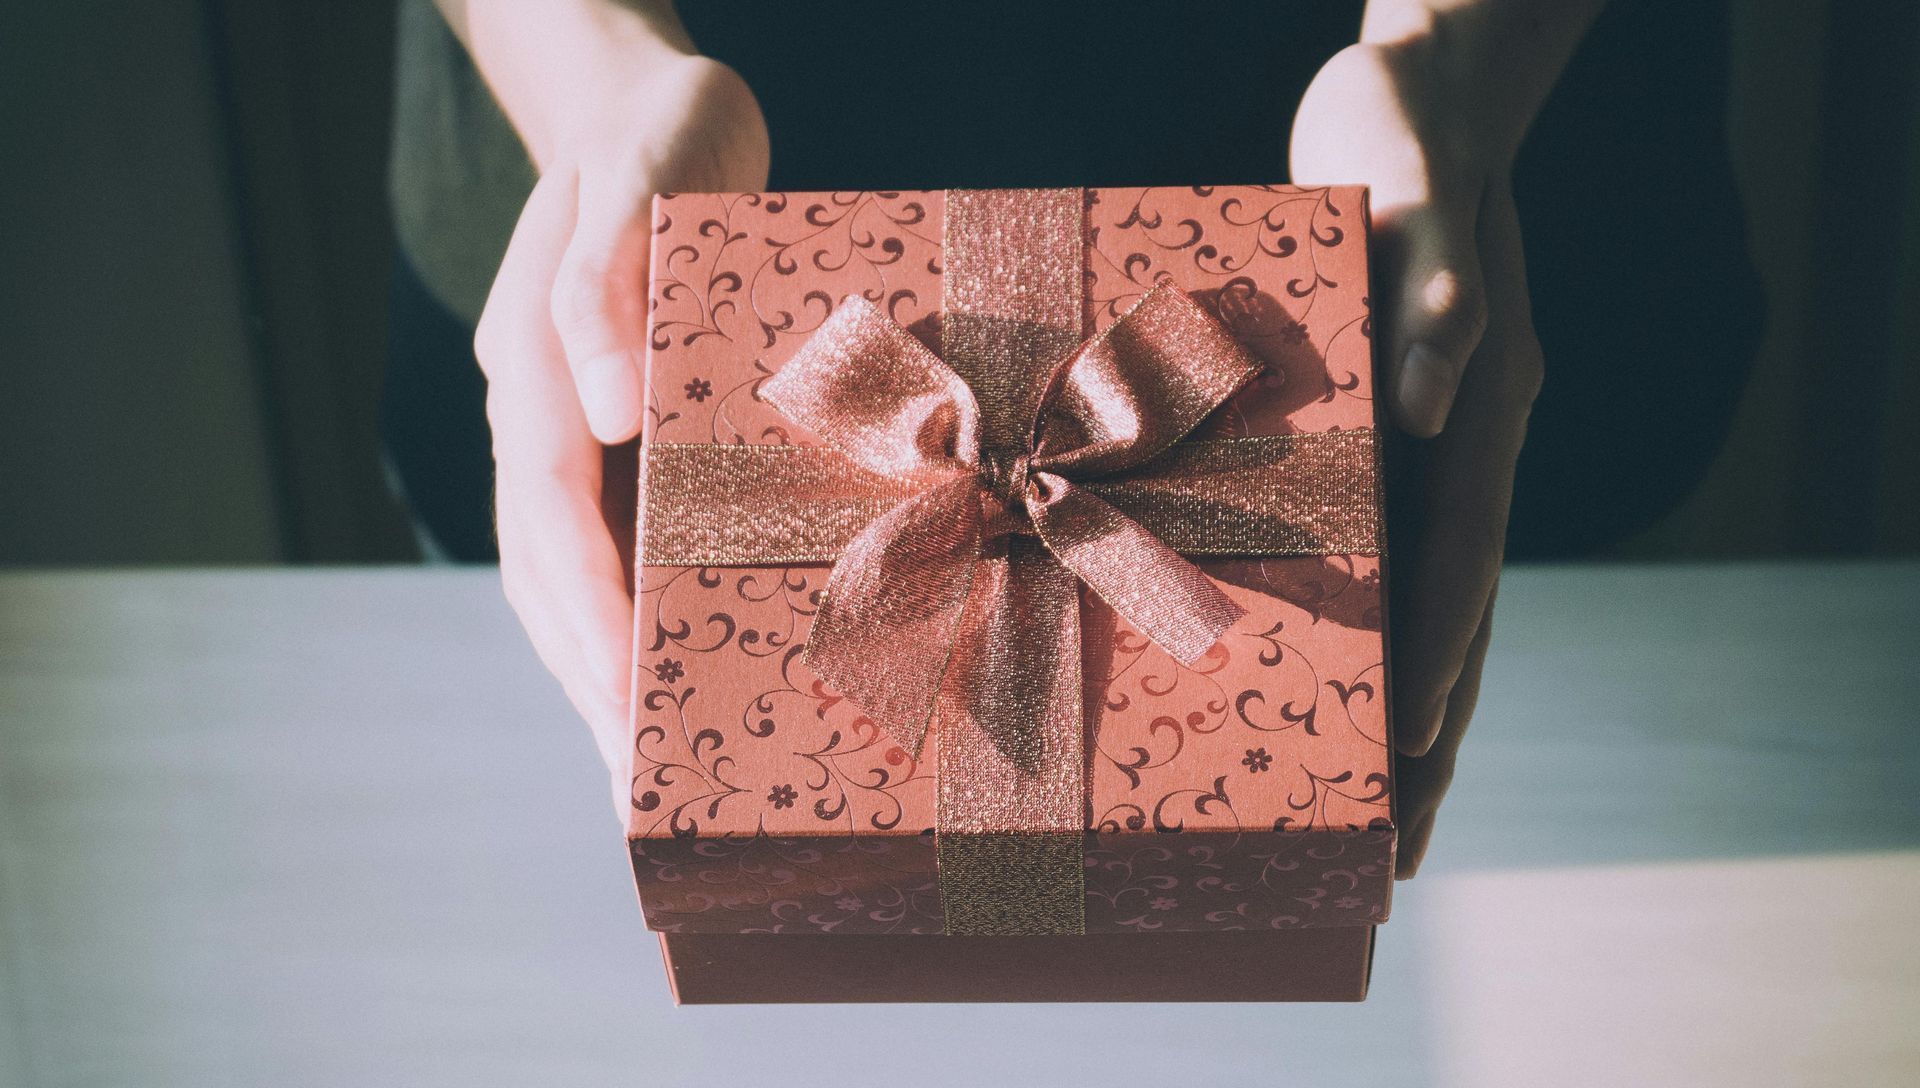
[1,1,1915,566]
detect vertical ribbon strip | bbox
[933,189,1091,935]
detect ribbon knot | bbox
[761,282,1265,757]
[976,450,1035,537]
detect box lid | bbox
[630,187,1393,934]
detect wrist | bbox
[1357,0,1605,172]
[1289,40,1505,209]
[456,0,699,170]
[1367,35,1524,178]
[1377,37,1508,179]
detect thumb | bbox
[1379,198,1489,438]
[550,169,654,444]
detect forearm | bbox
[432,0,696,169]
[1359,0,1607,167]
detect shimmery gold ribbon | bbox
[643,432,1381,567]
[640,189,1379,935]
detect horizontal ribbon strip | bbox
[641,430,1380,568]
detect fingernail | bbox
[1396,343,1457,437]
[579,352,644,441]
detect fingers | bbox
[550,167,652,443]
[1390,189,1539,758]
[1395,591,1495,878]
[478,170,598,475]
[476,169,639,820]
[1390,392,1517,757]
[1376,199,1490,438]
[497,475,636,768]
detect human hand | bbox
[473,54,768,819]
[1291,40,1546,877]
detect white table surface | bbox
[2,563,1916,1087]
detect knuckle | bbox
[1420,267,1489,346]
[498,562,535,617]
[1438,509,1510,560]
[583,650,630,709]
[1495,332,1547,413]
[472,311,507,374]
[1513,349,1546,406]
[550,254,612,338]
[480,380,520,438]
[1409,747,1459,794]
[491,421,595,488]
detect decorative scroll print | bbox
[636,832,944,935]
[645,191,944,447]
[1083,827,1394,932]
[1087,185,1375,440]
[632,187,1391,933]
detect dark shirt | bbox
[384,0,1762,560]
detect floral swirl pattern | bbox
[632,187,1391,934]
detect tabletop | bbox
[2,563,1916,1087]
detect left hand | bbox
[473,52,770,821]
[1291,41,1546,877]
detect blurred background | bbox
[1,0,1915,568]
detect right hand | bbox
[1292,41,1546,877]
[473,55,769,819]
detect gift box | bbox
[629,186,1394,1002]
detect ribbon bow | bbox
[761,283,1260,758]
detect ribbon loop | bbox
[762,295,979,478]
[1032,283,1264,478]
[804,477,982,755]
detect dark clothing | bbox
[383,0,1762,561]
[382,251,496,562]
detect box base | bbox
[658,926,1375,1004]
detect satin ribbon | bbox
[640,189,1379,934]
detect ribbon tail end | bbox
[800,640,937,757]
[1168,594,1246,668]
